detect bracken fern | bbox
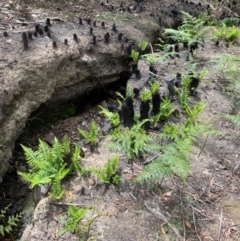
[18,135,71,200]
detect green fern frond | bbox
[71,144,88,177]
[18,136,73,200]
[78,120,98,146]
[90,154,120,184]
[0,206,22,238]
[135,158,173,183]
[225,114,240,126]
[99,105,120,127]
[52,138,65,162]
[107,122,160,162]
[62,135,71,156]
[65,206,88,233]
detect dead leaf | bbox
[163,190,173,197]
[66,191,73,201]
[209,176,215,188]
[225,226,236,237]
[185,220,192,230]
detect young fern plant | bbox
[185,101,208,127]
[141,39,176,64]
[99,105,120,128]
[61,205,89,235]
[131,49,139,63]
[90,154,120,185]
[213,53,240,96]
[18,135,71,200]
[107,120,160,165]
[213,23,240,44]
[164,11,208,47]
[136,118,216,184]
[78,120,99,151]
[152,98,175,126]
[71,143,89,177]
[225,114,240,126]
[0,206,22,240]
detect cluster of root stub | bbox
[2,14,141,56]
[118,61,200,131]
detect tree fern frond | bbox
[135,158,172,183]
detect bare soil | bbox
[1,0,240,241]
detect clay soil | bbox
[1,0,240,241]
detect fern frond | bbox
[99,105,120,127]
[38,139,53,164]
[90,154,120,184]
[0,208,22,237]
[62,135,70,155]
[135,158,172,183]
[18,136,72,200]
[71,144,88,176]
[225,114,240,126]
[65,206,88,233]
[52,137,65,165]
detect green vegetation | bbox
[152,98,175,125]
[107,120,160,165]
[136,103,214,184]
[99,105,120,128]
[60,204,105,240]
[131,49,139,63]
[225,114,240,126]
[63,205,89,234]
[0,206,22,241]
[71,143,89,177]
[78,120,99,150]
[141,90,152,102]
[213,53,240,97]
[164,11,208,46]
[90,154,120,185]
[213,23,240,44]
[150,79,160,95]
[18,135,72,200]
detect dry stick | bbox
[198,133,210,158]
[218,207,223,241]
[143,153,161,165]
[179,189,186,241]
[187,205,208,218]
[159,175,165,187]
[144,202,184,241]
[113,10,119,22]
[192,207,202,241]
[49,202,88,207]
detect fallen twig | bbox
[49,202,87,207]
[218,207,223,241]
[198,133,209,158]
[187,205,208,218]
[144,202,184,241]
[179,189,186,241]
[143,153,162,165]
[192,206,202,241]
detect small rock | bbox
[43,132,55,145]
[81,120,87,126]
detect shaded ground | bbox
[1,0,240,241]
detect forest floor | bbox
[1,0,240,240]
